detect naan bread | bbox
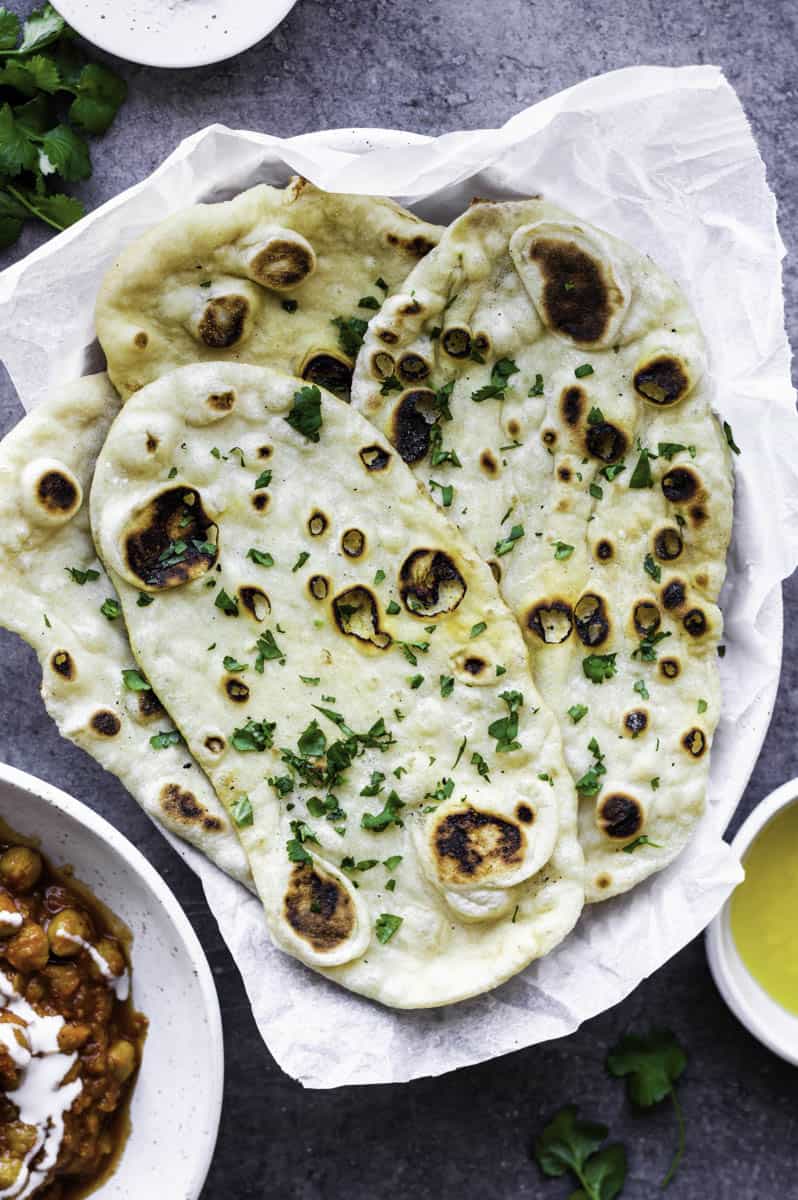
[91,362,584,1007]
[0,375,252,888]
[350,199,733,902]
[95,177,443,402]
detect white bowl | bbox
[0,762,224,1197]
[706,777,798,1066]
[53,0,298,69]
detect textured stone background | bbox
[0,1,796,1196]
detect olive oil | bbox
[730,801,798,1016]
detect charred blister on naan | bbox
[683,608,709,638]
[586,421,627,463]
[633,354,691,406]
[488,559,502,583]
[247,231,316,290]
[385,230,438,259]
[370,350,396,381]
[661,579,687,612]
[432,807,524,886]
[300,350,352,397]
[623,709,649,738]
[560,386,585,428]
[527,238,623,344]
[145,433,159,453]
[308,510,328,537]
[594,538,614,563]
[574,594,611,647]
[197,295,250,349]
[451,651,493,686]
[597,793,644,840]
[399,549,466,618]
[239,586,270,621]
[160,783,224,834]
[309,575,329,601]
[516,803,535,824]
[284,864,355,953]
[527,599,574,644]
[33,463,81,516]
[397,352,431,382]
[654,527,683,562]
[688,503,708,529]
[133,331,148,350]
[224,679,250,703]
[541,428,557,448]
[441,326,472,359]
[341,528,366,558]
[633,600,661,637]
[480,450,499,477]
[124,487,218,589]
[682,728,707,758]
[557,465,572,483]
[207,390,236,413]
[204,735,225,755]
[662,467,700,504]
[391,389,436,464]
[90,710,121,738]
[333,586,391,648]
[660,657,680,680]
[359,444,392,472]
[136,690,166,722]
[50,651,75,681]
[252,492,270,513]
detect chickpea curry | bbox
[0,839,146,1199]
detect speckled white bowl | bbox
[53,0,299,69]
[0,762,224,1198]
[706,778,798,1067]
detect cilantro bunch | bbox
[0,3,126,247]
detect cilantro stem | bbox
[5,183,67,232]
[661,1087,685,1189]
[572,1164,600,1200]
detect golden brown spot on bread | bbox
[595,873,612,890]
[391,389,435,464]
[529,238,615,343]
[480,450,499,476]
[37,471,78,514]
[624,709,648,738]
[137,690,165,721]
[561,386,585,427]
[598,793,643,840]
[689,504,708,528]
[341,529,366,558]
[488,559,502,583]
[252,492,270,513]
[124,486,217,589]
[301,351,352,398]
[696,572,708,588]
[595,539,614,562]
[145,433,158,453]
[660,657,680,680]
[257,445,272,459]
[633,600,661,636]
[527,599,573,644]
[508,419,521,438]
[662,467,699,504]
[204,736,225,754]
[433,808,523,885]
[441,327,471,358]
[284,865,355,952]
[558,465,572,482]
[398,353,430,381]
[463,656,487,676]
[682,728,707,757]
[399,549,466,617]
[225,679,250,703]
[160,783,223,833]
[654,527,683,561]
[208,391,235,412]
[574,594,610,647]
[386,232,437,258]
[683,608,708,638]
[376,328,399,345]
[239,586,270,621]
[333,586,391,648]
[661,579,687,611]
[250,239,315,289]
[542,428,557,447]
[90,710,120,738]
[309,575,329,601]
[586,422,626,463]
[516,804,534,824]
[308,511,328,537]
[634,356,689,406]
[198,295,249,348]
[371,351,395,380]
[50,651,74,681]
[359,444,392,472]
[133,331,148,349]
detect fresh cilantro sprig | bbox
[534,1105,626,1200]
[0,4,127,248]
[607,1030,688,1188]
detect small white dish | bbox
[54,0,298,69]
[706,777,798,1066]
[0,761,224,1198]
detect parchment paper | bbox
[1,65,795,1088]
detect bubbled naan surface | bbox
[90,362,584,1008]
[350,199,733,901]
[95,177,443,401]
[0,376,252,887]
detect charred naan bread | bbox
[95,177,443,402]
[350,199,733,902]
[91,362,584,1007]
[0,376,251,887]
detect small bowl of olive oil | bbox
[707,779,798,1065]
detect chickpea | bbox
[57,1022,92,1053]
[0,847,42,893]
[90,937,125,981]
[6,922,49,972]
[47,908,94,958]
[43,963,81,999]
[107,1039,136,1083]
[0,892,21,933]
[0,1155,22,1189]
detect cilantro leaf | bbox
[471,357,519,403]
[723,420,741,455]
[69,63,127,134]
[247,547,274,567]
[149,729,182,750]
[568,703,588,723]
[0,9,20,50]
[534,1106,626,1200]
[582,653,617,684]
[0,189,26,247]
[231,718,275,753]
[331,314,368,357]
[488,690,523,753]
[286,385,322,442]
[38,123,91,180]
[121,668,150,692]
[361,789,405,832]
[375,913,402,944]
[0,102,37,175]
[494,523,524,557]
[629,448,654,488]
[607,1029,687,1187]
[11,4,64,56]
[231,794,253,828]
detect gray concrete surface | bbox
[0,1,796,1196]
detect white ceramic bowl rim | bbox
[706,776,798,1066]
[0,760,224,1195]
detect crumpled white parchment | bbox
[0,65,795,1088]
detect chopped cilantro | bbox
[568,703,588,723]
[634,679,650,701]
[247,548,274,567]
[361,790,405,832]
[553,541,574,561]
[121,668,150,692]
[223,655,247,673]
[429,478,454,507]
[644,553,661,582]
[214,588,239,616]
[470,621,487,639]
[471,358,519,403]
[254,469,272,489]
[471,750,491,781]
[358,295,380,310]
[375,913,402,944]
[623,835,663,853]
[255,629,285,669]
[629,449,654,488]
[582,653,617,684]
[100,598,121,620]
[601,461,626,482]
[149,729,182,750]
[488,690,523,753]
[494,523,525,557]
[386,600,401,615]
[574,363,594,378]
[723,420,741,455]
[292,551,310,572]
[137,593,154,607]
[440,675,454,698]
[286,385,323,442]
[528,374,544,397]
[697,698,708,714]
[587,405,604,424]
[633,630,672,662]
[231,719,275,752]
[331,314,368,357]
[65,566,99,585]
[589,482,603,500]
[231,795,253,828]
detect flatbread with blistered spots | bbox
[0,376,251,888]
[90,362,584,1008]
[350,199,733,901]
